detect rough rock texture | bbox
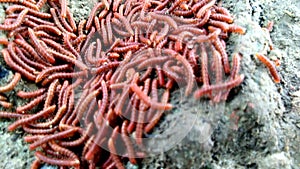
[0,0,299,169]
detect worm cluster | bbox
[0,0,248,168]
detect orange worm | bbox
[255,53,280,83]
[0,95,6,101]
[0,72,21,93]
[210,13,234,23]
[0,101,12,108]
[214,6,231,16]
[0,38,9,45]
[30,159,41,169]
[212,37,230,74]
[228,24,246,35]
[222,53,241,100]
[208,20,229,32]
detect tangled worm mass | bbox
[0,0,279,168]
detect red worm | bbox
[16,93,46,113]
[108,127,125,169]
[2,49,36,81]
[130,83,172,110]
[44,79,60,108]
[114,12,134,35]
[29,128,79,150]
[194,74,245,99]
[106,12,113,44]
[22,125,58,134]
[0,101,12,108]
[61,0,67,18]
[33,105,67,128]
[210,13,234,23]
[8,105,56,131]
[196,0,216,18]
[255,53,280,83]
[49,141,79,162]
[0,111,26,118]
[86,2,104,30]
[28,28,56,64]
[35,64,70,83]
[6,5,51,18]
[14,38,50,66]
[0,38,9,45]
[0,8,28,31]
[144,89,169,133]
[48,48,87,70]
[121,121,137,164]
[36,0,47,10]
[0,72,21,93]
[17,88,46,99]
[35,151,80,167]
[59,122,93,147]
[212,37,230,73]
[8,43,36,73]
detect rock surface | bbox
[0,0,299,169]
